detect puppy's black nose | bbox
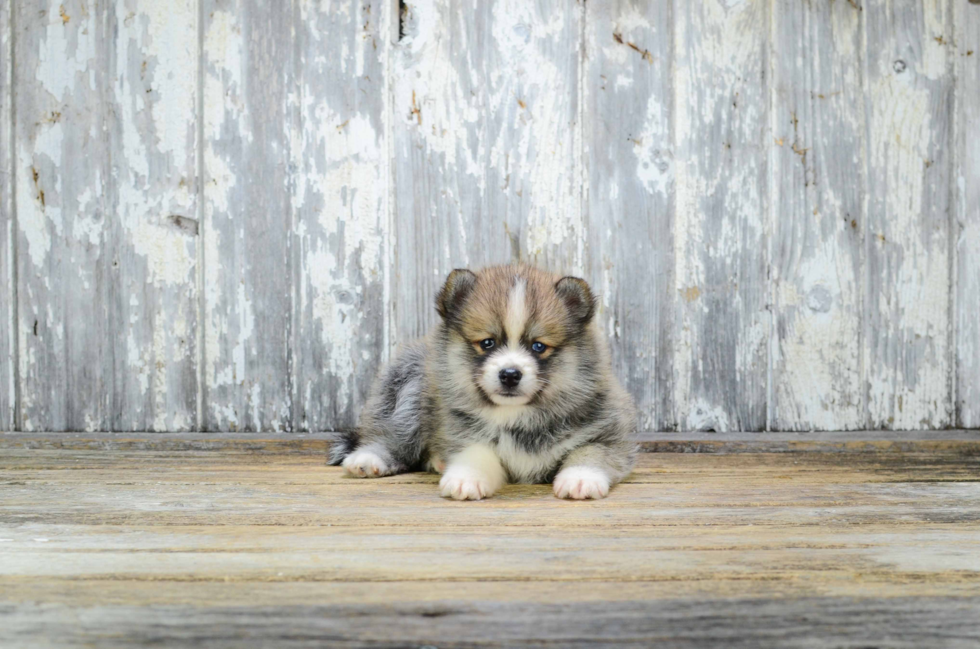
[499,368,522,388]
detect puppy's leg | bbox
[338,342,426,479]
[553,441,636,500]
[439,444,506,501]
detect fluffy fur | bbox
[331,265,637,500]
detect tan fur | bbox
[336,265,637,501]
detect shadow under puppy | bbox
[331,265,637,500]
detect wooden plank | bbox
[673,0,769,431]
[1,448,979,646]
[584,0,674,431]
[202,0,293,431]
[864,0,953,429]
[770,0,864,431]
[0,0,12,431]
[14,0,110,431]
[105,1,199,430]
[2,596,979,649]
[391,0,583,340]
[291,0,389,431]
[955,2,980,428]
[2,431,980,455]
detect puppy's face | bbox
[437,266,596,407]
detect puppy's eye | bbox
[479,339,496,351]
[531,341,547,354]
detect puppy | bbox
[330,265,637,500]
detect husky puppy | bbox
[330,265,637,500]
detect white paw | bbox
[439,466,500,501]
[342,448,394,478]
[553,466,610,500]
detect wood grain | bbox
[14,0,110,431]
[0,0,12,431]
[106,0,200,431]
[291,0,390,432]
[770,0,864,431]
[1,1,979,433]
[864,0,953,429]
[202,0,293,431]
[585,0,674,432]
[2,430,979,455]
[956,1,980,428]
[391,0,583,341]
[673,0,769,431]
[1,444,978,646]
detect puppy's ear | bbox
[555,276,596,324]
[436,269,477,321]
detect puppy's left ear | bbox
[555,276,596,324]
[437,269,477,321]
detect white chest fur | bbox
[474,405,573,483]
[493,430,574,483]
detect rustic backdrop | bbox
[0,0,977,432]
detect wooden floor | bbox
[2,434,980,648]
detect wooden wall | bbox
[0,0,977,432]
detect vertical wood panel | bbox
[584,0,674,431]
[15,0,109,431]
[483,0,584,275]
[0,0,11,430]
[291,0,389,431]
[864,0,952,429]
[106,0,199,430]
[955,2,980,428]
[202,0,294,431]
[673,0,769,431]
[770,0,864,431]
[392,0,583,341]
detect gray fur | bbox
[335,266,637,493]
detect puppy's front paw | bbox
[439,467,499,500]
[553,466,611,500]
[342,448,395,478]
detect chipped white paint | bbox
[16,0,107,431]
[673,0,768,431]
[108,0,199,430]
[770,0,863,431]
[864,0,952,430]
[3,0,978,432]
[584,0,673,431]
[202,0,296,431]
[0,0,12,430]
[955,2,980,428]
[290,0,389,431]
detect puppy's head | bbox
[437,266,597,407]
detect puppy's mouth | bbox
[487,390,533,406]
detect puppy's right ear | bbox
[436,269,477,321]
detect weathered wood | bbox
[14,0,110,431]
[956,2,980,428]
[106,1,200,431]
[291,0,389,432]
[673,0,769,431]
[3,1,979,433]
[584,0,674,431]
[202,0,294,431]
[864,0,953,429]
[391,0,583,341]
[1,448,979,647]
[0,0,12,431]
[770,0,864,431]
[3,597,979,649]
[3,430,980,455]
